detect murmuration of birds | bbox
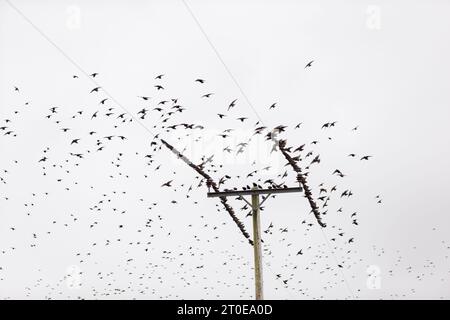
[1,69,385,298]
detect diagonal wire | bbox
[318,227,357,299]
[3,0,158,139]
[181,0,265,125]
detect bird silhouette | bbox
[228,99,237,111]
[161,180,173,187]
[305,60,314,68]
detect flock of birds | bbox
[0,62,447,300]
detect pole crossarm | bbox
[207,187,304,300]
[207,187,303,198]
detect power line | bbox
[4,0,159,140]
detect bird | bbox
[155,85,164,90]
[305,60,314,68]
[155,74,164,79]
[161,180,173,187]
[90,72,99,78]
[90,87,101,93]
[269,103,277,110]
[360,155,372,161]
[195,79,205,83]
[202,93,213,98]
[311,155,320,165]
[332,169,345,177]
[228,99,237,111]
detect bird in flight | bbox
[90,87,101,93]
[360,155,372,161]
[161,180,173,187]
[333,169,345,177]
[227,99,237,111]
[155,74,164,80]
[155,85,164,90]
[90,72,98,78]
[202,93,213,98]
[91,111,98,119]
[269,103,277,110]
[305,60,314,68]
[195,79,205,83]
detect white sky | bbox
[1,0,450,299]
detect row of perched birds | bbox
[4,69,445,300]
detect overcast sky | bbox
[1,0,450,299]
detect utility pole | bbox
[251,188,263,300]
[207,186,303,300]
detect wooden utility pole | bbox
[251,189,263,300]
[208,186,303,300]
[162,138,327,298]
